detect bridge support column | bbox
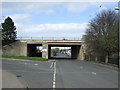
[42,43,48,59]
[78,44,86,60]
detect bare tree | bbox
[84,10,118,63]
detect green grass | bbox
[1,56,48,61]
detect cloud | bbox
[22,3,55,14]
[16,23,88,38]
[3,2,116,17]
[2,2,57,15]
[3,2,97,15]
[45,9,55,15]
[65,3,96,13]
[8,14,31,23]
[99,6,108,12]
[66,4,88,13]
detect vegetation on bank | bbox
[83,10,118,65]
[1,56,48,61]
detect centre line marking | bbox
[53,82,55,85]
[53,84,55,88]
[52,61,56,89]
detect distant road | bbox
[2,58,118,89]
[52,53,71,58]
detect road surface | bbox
[51,52,71,58]
[2,58,118,89]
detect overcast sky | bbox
[1,1,118,39]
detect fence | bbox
[17,37,82,41]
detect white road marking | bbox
[53,84,55,88]
[92,72,97,75]
[53,82,55,85]
[53,78,55,81]
[54,62,56,69]
[52,61,56,89]
[34,64,38,66]
[50,62,54,68]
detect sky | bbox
[1,1,118,39]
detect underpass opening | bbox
[27,44,42,57]
[48,45,81,59]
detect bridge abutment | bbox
[42,43,49,59]
[2,41,27,56]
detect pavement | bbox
[2,58,118,89]
[2,70,28,89]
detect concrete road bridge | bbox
[2,37,86,60]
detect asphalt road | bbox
[2,58,118,89]
[51,53,71,58]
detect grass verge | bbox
[1,56,48,61]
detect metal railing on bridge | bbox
[17,37,82,41]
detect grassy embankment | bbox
[1,56,48,61]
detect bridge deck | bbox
[22,40,83,45]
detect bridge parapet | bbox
[22,40,84,45]
[17,37,84,44]
[17,37,82,41]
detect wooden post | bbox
[105,55,108,64]
[95,56,98,62]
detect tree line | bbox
[83,10,118,65]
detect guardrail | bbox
[17,37,82,41]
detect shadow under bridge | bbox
[48,45,81,59]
